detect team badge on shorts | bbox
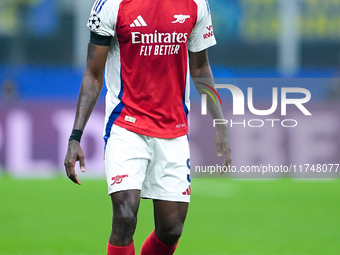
[110,174,129,186]
[88,13,101,31]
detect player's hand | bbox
[64,140,86,185]
[215,127,231,174]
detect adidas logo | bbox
[182,185,191,195]
[130,15,147,27]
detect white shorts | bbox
[104,124,191,203]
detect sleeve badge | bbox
[87,13,101,31]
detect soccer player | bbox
[64,0,231,254]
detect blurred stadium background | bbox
[1,0,340,254]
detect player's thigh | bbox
[153,200,189,232]
[110,190,141,243]
[110,189,141,219]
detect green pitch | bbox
[1,174,340,255]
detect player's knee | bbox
[157,223,184,246]
[112,211,137,239]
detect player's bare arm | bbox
[189,49,231,168]
[64,42,110,185]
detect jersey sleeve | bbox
[187,0,216,52]
[87,0,117,38]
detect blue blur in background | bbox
[0,0,339,101]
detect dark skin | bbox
[64,42,231,247]
[189,50,231,169]
[64,43,108,184]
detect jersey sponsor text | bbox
[132,30,188,56]
[131,31,188,44]
[203,25,214,39]
[140,44,180,56]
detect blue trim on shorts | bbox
[104,72,125,148]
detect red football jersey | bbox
[87,0,216,141]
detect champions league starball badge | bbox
[87,13,101,31]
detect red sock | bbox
[140,231,178,255]
[107,241,135,255]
